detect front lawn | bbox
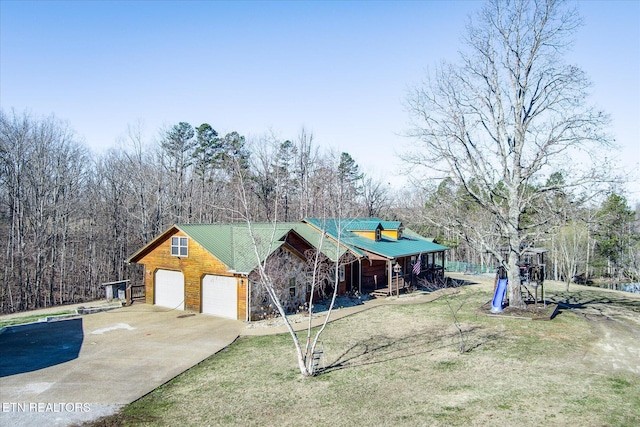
[86,282,640,426]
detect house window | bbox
[171,237,188,257]
[306,270,314,294]
[339,265,345,282]
[375,228,381,241]
[289,277,296,297]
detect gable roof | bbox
[303,218,448,259]
[179,223,286,273]
[127,221,351,275]
[127,218,447,274]
[346,219,383,232]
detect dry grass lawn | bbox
[85,276,640,427]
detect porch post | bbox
[387,259,393,295]
[358,259,362,294]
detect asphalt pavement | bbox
[0,289,456,427]
[0,304,243,426]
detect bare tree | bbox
[118,122,165,242]
[554,222,589,290]
[233,151,359,377]
[404,0,613,308]
[0,110,89,310]
[361,176,391,218]
[249,134,280,221]
[293,128,320,219]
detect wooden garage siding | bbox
[137,230,245,318]
[237,277,247,321]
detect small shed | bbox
[102,280,130,301]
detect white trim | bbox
[170,236,188,257]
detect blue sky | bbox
[1,1,638,202]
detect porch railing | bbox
[362,266,446,296]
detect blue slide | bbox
[491,278,508,313]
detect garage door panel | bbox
[202,275,237,319]
[155,270,184,310]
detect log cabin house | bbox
[126,218,448,321]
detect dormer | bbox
[350,221,384,241]
[380,221,404,240]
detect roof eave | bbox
[351,240,449,260]
[299,219,362,260]
[126,225,181,264]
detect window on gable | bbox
[171,237,188,257]
[375,228,381,241]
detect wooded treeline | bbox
[0,111,393,313]
[401,178,640,290]
[1,109,638,313]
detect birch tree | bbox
[233,153,357,377]
[404,0,613,308]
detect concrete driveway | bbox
[0,304,243,426]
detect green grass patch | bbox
[0,310,76,328]
[86,284,640,427]
[609,377,632,392]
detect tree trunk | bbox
[506,191,525,309]
[507,250,524,309]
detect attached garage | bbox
[154,269,185,310]
[201,275,237,319]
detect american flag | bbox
[413,255,422,275]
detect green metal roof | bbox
[129,218,447,274]
[379,220,403,230]
[345,219,382,231]
[287,223,350,262]
[176,222,349,274]
[303,218,448,259]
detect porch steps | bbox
[371,289,391,298]
[370,285,412,298]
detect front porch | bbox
[368,269,446,297]
[360,251,446,297]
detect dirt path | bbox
[568,299,640,375]
[449,273,640,376]
[524,282,640,375]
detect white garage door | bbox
[155,270,185,310]
[202,275,237,319]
